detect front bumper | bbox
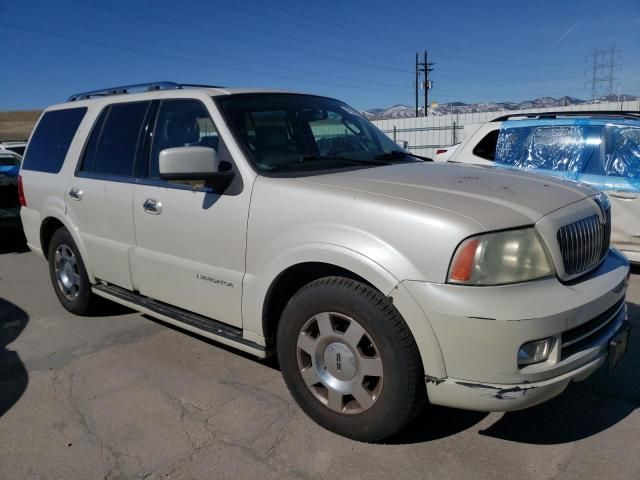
[402,249,630,412]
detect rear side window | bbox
[80,101,150,177]
[495,123,601,178]
[21,108,87,173]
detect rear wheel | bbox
[48,227,97,315]
[277,276,425,442]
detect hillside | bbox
[362,94,640,120]
[0,110,41,142]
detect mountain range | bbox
[361,94,640,120]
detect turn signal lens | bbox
[449,238,480,282]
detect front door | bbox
[130,98,249,327]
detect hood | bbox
[299,162,596,231]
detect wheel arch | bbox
[39,213,94,279]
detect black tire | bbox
[47,227,97,315]
[277,276,425,442]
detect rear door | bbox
[130,98,248,327]
[66,100,152,289]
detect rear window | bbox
[21,108,87,173]
[494,122,602,178]
[6,146,26,157]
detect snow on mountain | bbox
[361,94,639,120]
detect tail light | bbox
[18,175,27,207]
[436,149,448,155]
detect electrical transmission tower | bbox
[586,46,621,102]
[415,50,434,117]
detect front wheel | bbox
[277,276,425,442]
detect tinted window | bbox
[81,101,150,177]
[21,108,87,173]
[150,99,220,178]
[0,152,20,166]
[472,130,499,161]
[6,146,25,156]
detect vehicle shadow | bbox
[478,300,640,444]
[391,301,640,445]
[0,225,28,254]
[0,298,29,418]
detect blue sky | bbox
[1,0,639,110]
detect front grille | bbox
[560,298,625,359]
[557,209,611,276]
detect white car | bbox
[0,141,28,159]
[447,112,640,262]
[19,84,630,441]
[434,143,460,161]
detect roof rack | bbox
[67,82,224,102]
[492,110,640,122]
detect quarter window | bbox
[80,101,150,177]
[21,108,87,173]
[472,130,499,161]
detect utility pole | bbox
[415,53,419,117]
[415,50,435,116]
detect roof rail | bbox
[491,110,640,122]
[67,82,225,102]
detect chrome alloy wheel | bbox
[54,244,81,300]
[296,312,384,414]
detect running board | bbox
[92,283,268,357]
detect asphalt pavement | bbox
[1,236,639,479]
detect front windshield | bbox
[216,93,412,174]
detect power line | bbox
[74,0,415,74]
[0,21,415,95]
[2,8,412,90]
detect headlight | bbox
[448,228,554,285]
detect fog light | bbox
[518,338,553,366]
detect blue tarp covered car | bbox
[494,117,640,263]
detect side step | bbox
[92,283,268,357]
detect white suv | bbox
[19,83,630,441]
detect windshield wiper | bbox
[374,150,433,162]
[268,155,391,171]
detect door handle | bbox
[143,198,162,215]
[609,190,637,200]
[68,187,83,201]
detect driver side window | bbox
[150,99,220,179]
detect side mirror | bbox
[159,146,235,191]
[159,146,220,181]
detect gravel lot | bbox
[1,236,639,480]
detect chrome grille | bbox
[557,209,610,276]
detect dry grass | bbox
[0,110,42,142]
